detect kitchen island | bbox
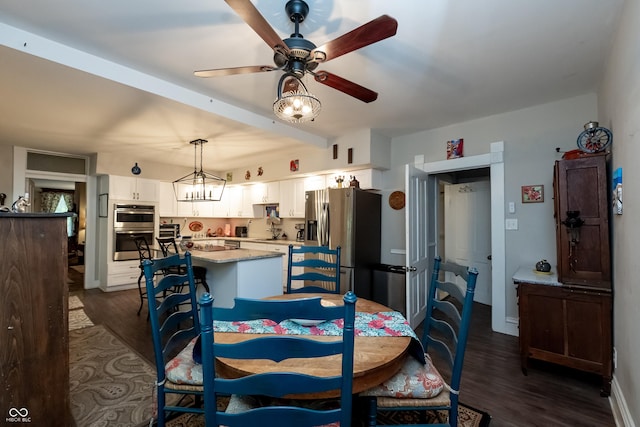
[187,248,284,307]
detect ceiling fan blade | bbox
[314,71,378,103]
[194,65,275,78]
[310,15,398,63]
[225,0,290,56]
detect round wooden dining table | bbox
[213,293,412,399]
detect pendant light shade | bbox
[273,73,321,123]
[173,139,226,202]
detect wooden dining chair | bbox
[156,236,210,293]
[198,291,357,427]
[360,256,478,427]
[142,252,204,426]
[286,244,342,294]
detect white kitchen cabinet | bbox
[279,178,305,218]
[303,175,327,191]
[263,243,304,291]
[105,260,140,290]
[177,200,214,217]
[349,169,382,190]
[240,241,268,251]
[158,181,177,217]
[109,175,159,202]
[212,188,232,217]
[251,182,280,204]
[225,185,255,218]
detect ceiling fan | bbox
[194,0,398,104]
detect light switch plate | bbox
[508,202,516,214]
[505,218,518,230]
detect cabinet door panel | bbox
[554,156,610,289]
[527,294,564,354]
[566,298,604,362]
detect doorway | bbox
[417,141,512,336]
[440,172,492,306]
[29,178,87,291]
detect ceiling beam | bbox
[0,22,328,149]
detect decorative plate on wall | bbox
[189,221,203,232]
[389,191,405,210]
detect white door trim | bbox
[419,141,514,336]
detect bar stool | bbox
[156,237,210,293]
[132,235,160,316]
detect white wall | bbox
[0,145,13,201]
[598,0,640,423]
[383,93,598,323]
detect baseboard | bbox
[610,375,636,427]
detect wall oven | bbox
[113,204,156,261]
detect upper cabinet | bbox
[326,169,381,190]
[109,175,159,202]
[177,200,214,217]
[158,181,177,216]
[251,182,280,204]
[230,186,255,218]
[303,175,327,191]
[279,178,305,218]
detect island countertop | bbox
[184,248,284,264]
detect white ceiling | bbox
[0,0,624,171]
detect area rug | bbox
[377,403,491,426]
[70,264,85,274]
[69,295,84,310]
[69,308,95,331]
[164,398,491,426]
[69,324,156,426]
[68,295,94,331]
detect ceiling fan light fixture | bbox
[273,73,321,123]
[173,138,226,202]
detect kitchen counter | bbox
[186,236,304,246]
[512,266,560,286]
[188,248,283,264]
[180,247,285,308]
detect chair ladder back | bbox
[200,292,356,427]
[423,257,478,394]
[142,252,200,378]
[286,244,341,294]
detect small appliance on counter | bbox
[235,226,248,237]
[159,223,180,238]
[295,223,305,242]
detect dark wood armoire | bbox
[554,154,611,288]
[517,154,613,396]
[0,213,71,425]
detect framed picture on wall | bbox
[521,185,544,203]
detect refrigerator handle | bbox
[319,202,329,246]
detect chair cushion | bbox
[226,395,341,427]
[165,337,203,385]
[361,353,445,398]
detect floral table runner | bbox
[209,311,425,363]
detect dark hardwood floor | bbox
[70,268,615,427]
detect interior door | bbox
[405,165,434,328]
[444,181,492,305]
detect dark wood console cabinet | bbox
[0,213,71,425]
[516,281,612,396]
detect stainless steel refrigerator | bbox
[304,187,381,296]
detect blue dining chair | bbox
[142,252,204,426]
[360,256,478,427]
[286,244,342,294]
[199,291,357,427]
